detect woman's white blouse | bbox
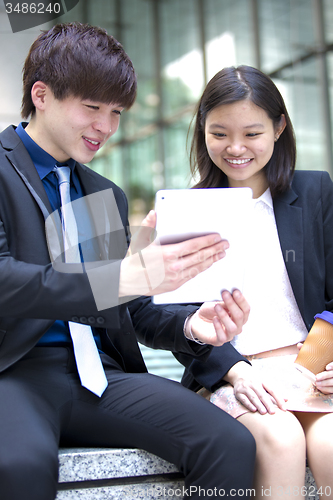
[231,188,308,355]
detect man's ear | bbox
[30,81,50,111]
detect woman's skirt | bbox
[199,354,333,419]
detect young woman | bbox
[178,66,333,499]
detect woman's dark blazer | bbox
[177,170,333,392]
[0,125,209,375]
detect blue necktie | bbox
[54,166,108,397]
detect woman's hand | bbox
[298,343,333,394]
[224,361,288,414]
[315,363,333,394]
[185,289,250,346]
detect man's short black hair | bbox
[22,22,137,118]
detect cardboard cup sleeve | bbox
[294,311,333,383]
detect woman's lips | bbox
[224,158,253,168]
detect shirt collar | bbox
[15,122,76,180]
[254,187,273,209]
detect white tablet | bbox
[153,187,253,304]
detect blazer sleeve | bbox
[175,342,250,392]
[0,216,123,327]
[128,297,213,358]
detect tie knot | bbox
[54,165,71,185]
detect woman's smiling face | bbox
[205,99,285,198]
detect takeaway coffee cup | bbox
[294,311,333,382]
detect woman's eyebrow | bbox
[243,123,265,129]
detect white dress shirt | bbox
[231,188,308,355]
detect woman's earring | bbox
[274,135,279,142]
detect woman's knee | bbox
[239,410,306,458]
[298,412,333,466]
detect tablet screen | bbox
[153,187,253,304]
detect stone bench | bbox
[56,447,319,499]
[56,448,185,499]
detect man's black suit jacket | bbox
[177,169,333,392]
[0,125,210,375]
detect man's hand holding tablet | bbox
[120,210,229,297]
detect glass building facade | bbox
[1,0,332,380]
[58,0,333,226]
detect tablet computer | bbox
[153,187,253,304]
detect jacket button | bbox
[80,316,88,324]
[97,317,105,325]
[88,316,95,324]
[71,316,79,322]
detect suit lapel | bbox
[75,162,102,196]
[2,127,53,217]
[273,187,305,317]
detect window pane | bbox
[204,0,255,79]
[163,114,194,189]
[324,0,333,42]
[260,0,315,74]
[327,53,333,148]
[122,0,159,134]
[160,0,204,116]
[277,59,326,171]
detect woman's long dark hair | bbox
[189,66,296,197]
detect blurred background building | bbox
[1,0,332,380]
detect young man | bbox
[0,23,255,500]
